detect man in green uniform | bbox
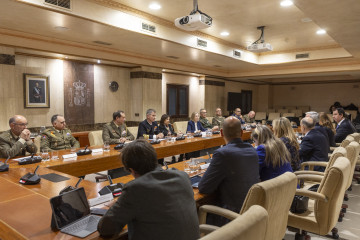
[102,110,134,145]
[244,111,256,123]
[212,108,225,129]
[199,108,219,131]
[40,114,80,151]
[0,115,37,158]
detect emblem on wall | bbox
[68,80,91,107]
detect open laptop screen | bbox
[50,187,90,229]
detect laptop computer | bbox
[50,187,102,238]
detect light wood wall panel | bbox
[204,84,225,117]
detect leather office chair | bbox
[206,117,214,124]
[330,135,354,152]
[290,109,303,117]
[127,127,138,139]
[199,172,297,240]
[282,112,296,118]
[33,135,41,153]
[288,156,351,240]
[267,112,280,122]
[199,205,268,240]
[88,130,103,146]
[255,112,267,121]
[277,108,289,115]
[173,121,188,134]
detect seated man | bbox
[103,110,134,144]
[198,116,259,226]
[333,108,356,143]
[299,117,328,171]
[0,115,37,158]
[199,108,218,131]
[232,108,245,124]
[212,107,225,129]
[97,140,199,240]
[243,110,256,123]
[137,109,164,139]
[41,114,80,151]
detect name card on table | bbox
[62,153,77,161]
[92,148,103,155]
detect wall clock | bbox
[109,81,119,92]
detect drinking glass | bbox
[103,141,110,152]
[41,149,49,161]
[187,131,192,139]
[51,151,59,160]
[184,161,191,174]
[70,146,77,154]
[189,159,200,173]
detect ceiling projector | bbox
[174,0,212,31]
[247,26,273,53]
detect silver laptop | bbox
[50,187,101,238]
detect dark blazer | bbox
[299,129,329,171]
[187,120,206,133]
[159,123,175,136]
[198,138,259,213]
[137,120,160,139]
[323,127,336,147]
[98,168,199,240]
[335,119,356,143]
[314,124,330,152]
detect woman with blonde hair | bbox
[187,112,206,133]
[251,125,292,181]
[319,112,336,147]
[273,117,300,171]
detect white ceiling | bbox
[0,0,359,83]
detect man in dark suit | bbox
[137,109,164,139]
[299,117,328,171]
[306,111,330,152]
[198,116,259,226]
[98,140,199,240]
[333,108,356,143]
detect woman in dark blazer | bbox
[251,125,293,182]
[319,113,336,147]
[159,114,176,136]
[187,112,206,133]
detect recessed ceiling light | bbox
[54,26,69,31]
[220,32,229,36]
[301,17,312,23]
[97,60,101,64]
[65,56,68,59]
[280,0,293,7]
[316,29,326,35]
[149,3,161,10]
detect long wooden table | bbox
[2,133,252,240]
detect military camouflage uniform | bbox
[243,114,255,123]
[199,117,213,129]
[0,130,37,158]
[102,121,135,145]
[212,116,225,129]
[40,126,80,151]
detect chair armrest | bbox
[295,189,328,202]
[296,174,323,182]
[294,170,324,176]
[330,147,337,152]
[199,205,240,224]
[300,161,328,170]
[336,143,341,147]
[199,224,220,235]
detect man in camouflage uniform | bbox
[0,115,37,158]
[41,114,80,152]
[199,108,219,131]
[244,111,256,123]
[103,110,134,145]
[212,108,225,129]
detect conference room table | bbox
[0,132,255,240]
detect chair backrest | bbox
[240,172,297,240]
[345,110,358,121]
[200,205,268,240]
[127,127,138,139]
[173,121,188,134]
[290,109,303,117]
[340,135,355,148]
[349,133,360,143]
[255,112,267,120]
[325,147,347,174]
[34,135,41,153]
[282,112,295,118]
[297,106,310,112]
[206,117,214,124]
[267,112,280,121]
[345,142,360,188]
[267,109,275,114]
[88,130,103,146]
[315,157,351,235]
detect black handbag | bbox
[290,195,309,214]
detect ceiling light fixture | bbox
[280,0,293,7]
[149,3,161,10]
[316,29,326,35]
[97,60,101,64]
[220,32,229,36]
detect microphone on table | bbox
[98,175,124,197]
[59,178,83,195]
[0,155,10,172]
[19,165,41,185]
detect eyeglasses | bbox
[15,123,28,126]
